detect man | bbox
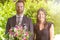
[5,0,34,40]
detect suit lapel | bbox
[12,15,16,27]
[21,16,26,25]
[21,16,30,31]
[12,15,26,27]
[12,15,27,27]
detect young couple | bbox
[5,0,54,40]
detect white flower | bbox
[54,34,60,40]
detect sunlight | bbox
[47,0,60,15]
[54,34,60,40]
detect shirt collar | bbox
[16,13,24,18]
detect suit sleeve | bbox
[29,19,34,40]
[5,18,10,34]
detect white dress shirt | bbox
[16,14,24,25]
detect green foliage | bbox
[0,0,16,40]
[0,27,5,40]
[0,0,16,28]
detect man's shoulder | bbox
[24,16,32,20]
[8,15,16,20]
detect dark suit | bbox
[5,15,34,40]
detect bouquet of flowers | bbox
[8,24,31,40]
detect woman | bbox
[34,8,54,40]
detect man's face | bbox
[16,2,24,14]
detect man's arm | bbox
[5,18,10,34]
[29,19,34,40]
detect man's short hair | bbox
[16,0,24,5]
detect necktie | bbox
[17,17,20,25]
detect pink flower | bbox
[9,29,12,33]
[23,37,27,40]
[14,33,18,37]
[14,25,20,31]
[15,25,19,29]
[19,25,23,29]
[19,25,23,31]
[9,29,15,36]
[8,25,30,40]
[15,25,23,31]
[25,32,29,36]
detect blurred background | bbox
[0,0,60,40]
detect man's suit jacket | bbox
[5,15,34,40]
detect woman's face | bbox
[38,11,46,23]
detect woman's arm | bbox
[50,24,54,40]
[34,24,36,40]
